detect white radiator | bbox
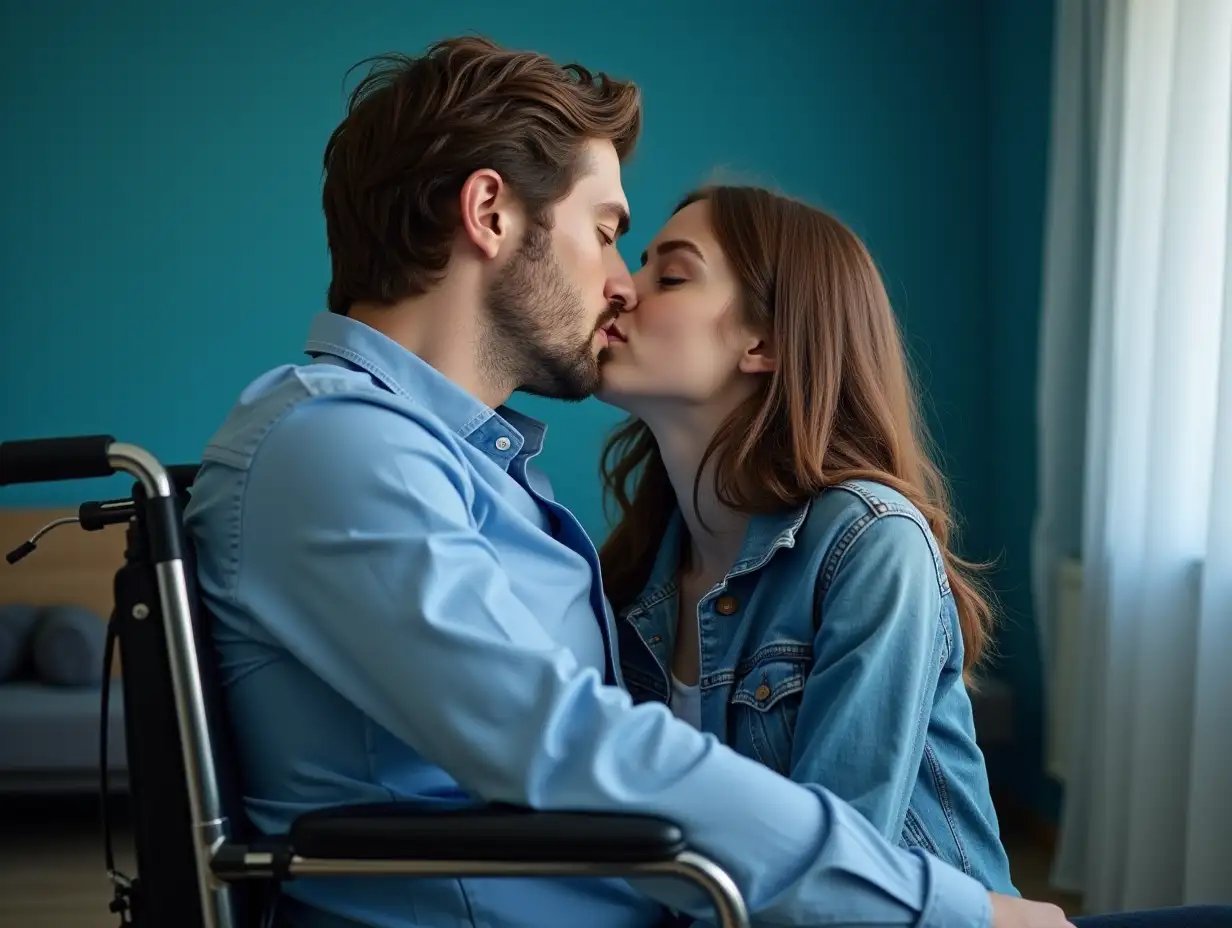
[1046,557,1084,782]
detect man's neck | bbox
[347,283,513,409]
[644,408,750,584]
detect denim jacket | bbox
[617,479,1018,895]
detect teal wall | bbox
[0,0,1056,809]
[984,0,1057,814]
[1,0,991,538]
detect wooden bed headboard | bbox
[0,508,126,618]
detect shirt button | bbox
[494,436,512,452]
[715,595,739,616]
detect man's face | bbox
[483,139,635,400]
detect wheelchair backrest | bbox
[112,473,262,927]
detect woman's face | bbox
[597,199,771,416]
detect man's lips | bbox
[602,321,627,343]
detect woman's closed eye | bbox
[657,276,687,288]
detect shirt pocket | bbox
[729,659,807,776]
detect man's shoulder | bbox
[185,360,476,543]
[198,361,463,472]
[185,361,477,582]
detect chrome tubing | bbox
[282,850,750,928]
[107,443,234,928]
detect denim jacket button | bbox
[754,684,771,701]
[715,595,739,616]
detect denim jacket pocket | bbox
[729,660,806,775]
[900,806,942,855]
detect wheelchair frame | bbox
[0,435,749,928]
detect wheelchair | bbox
[0,435,750,928]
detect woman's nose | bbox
[630,265,655,304]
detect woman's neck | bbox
[646,411,749,585]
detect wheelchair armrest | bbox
[288,802,687,864]
[209,804,750,927]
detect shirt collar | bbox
[302,311,546,465]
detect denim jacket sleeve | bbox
[789,508,950,840]
[229,397,990,928]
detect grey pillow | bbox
[32,605,106,687]
[0,604,41,681]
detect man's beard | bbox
[481,225,617,401]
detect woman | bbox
[596,185,1016,894]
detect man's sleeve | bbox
[231,395,992,928]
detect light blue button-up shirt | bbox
[183,312,992,928]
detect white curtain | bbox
[1036,0,1232,913]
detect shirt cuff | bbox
[918,852,992,928]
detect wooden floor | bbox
[0,796,137,928]
[0,794,1082,927]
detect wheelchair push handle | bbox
[0,434,118,486]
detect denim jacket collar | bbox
[623,501,813,622]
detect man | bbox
[184,36,1069,928]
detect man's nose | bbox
[604,251,638,313]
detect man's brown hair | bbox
[321,36,642,315]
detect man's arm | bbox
[226,395,992,927]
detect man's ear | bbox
[738,335,777,375]
[459,169,518,260]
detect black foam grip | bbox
[289,804,687,864]
[0,435,116,486]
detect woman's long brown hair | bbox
[598,186,995,678]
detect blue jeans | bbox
[667,905,1232,926]
[1073,907,1232,926]
[668,907,1232,926]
